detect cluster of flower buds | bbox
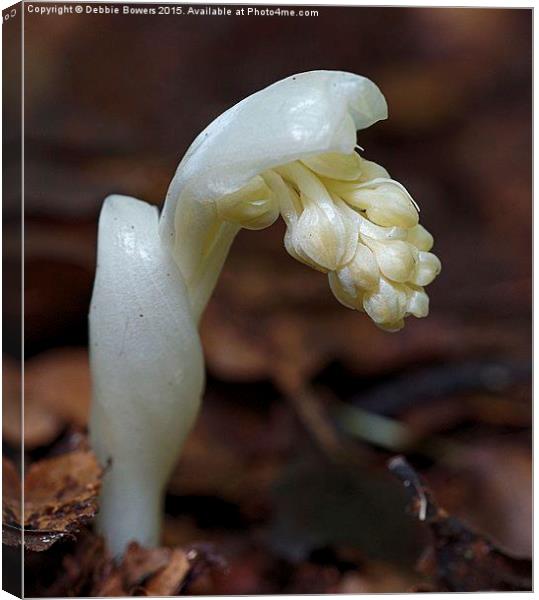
[215,150,440,331]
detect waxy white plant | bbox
[89,71,441,556]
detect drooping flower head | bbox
[161,71,440,330]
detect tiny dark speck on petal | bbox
[139,314,144,317]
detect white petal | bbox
[352,179,419,228]
[358,216,408,241]
[293,198,344,271]
[216,175,279,230]
[337,242,380,293]
[406,286,430,318]
[363,238,417,283]
[363,277,408,326]
[410,251,442,286]
[301,151,362,181]
[276,161,358,270]
[332,196,360,266]
[407,224,434,251]
[328,271,364,311]
[358,157,390,181]
[378,319,405,332]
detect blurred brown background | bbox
[15,6,532,355]
[4,5,532,595]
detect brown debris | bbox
[2,458,23,548]
[91,542,189,596]
[44,537,226,597]
[388,456,532,592]
[141,547,190,595]
[2,450,102,551]
[43,534,112,597]
[119,542,172,591]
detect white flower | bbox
[161,70,440,330]
[160,71,389,315]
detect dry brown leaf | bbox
[91,542,188,596]
[48,537,223,597]
[142,548,190,595]
[120,542,172,590]
[94,571,125,597]
[2,450,102,551]
[2,458,23,548]
[44,534,112,597]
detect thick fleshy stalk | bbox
[89,196,204,556]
